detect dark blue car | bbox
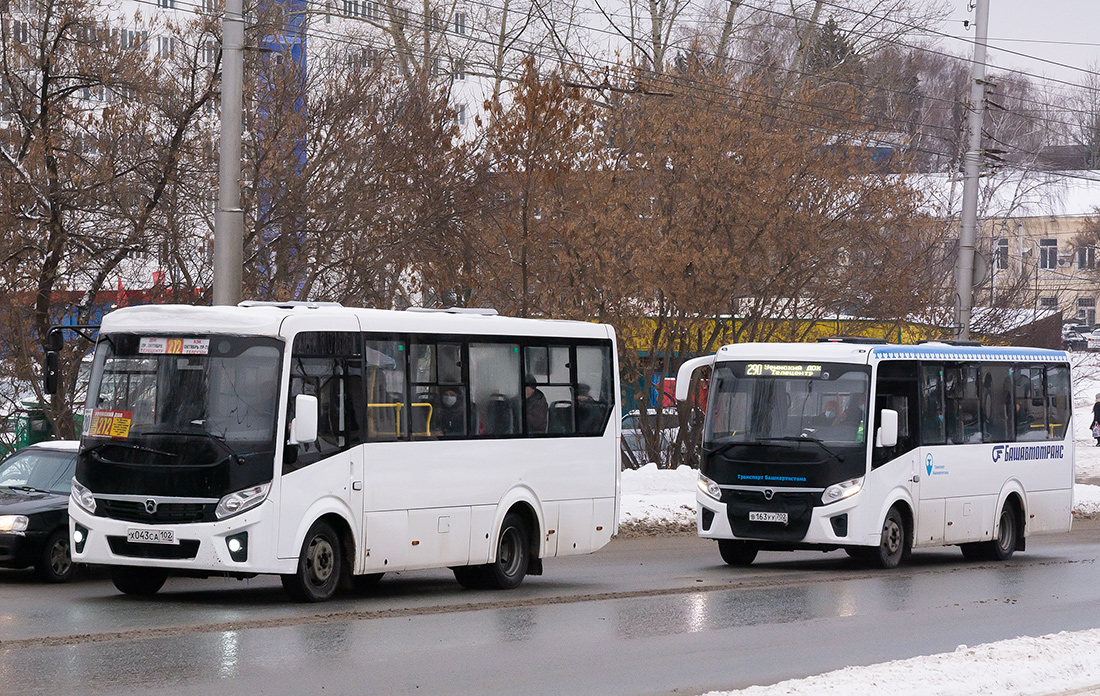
[0,440,79,582]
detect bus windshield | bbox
[704,361,872,448]
[83,334,283,447]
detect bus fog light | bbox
[73,523,89,553]
[698,473,722,501]
[216,482,271,520]
[226,532,248,562]
[822,477,863,505]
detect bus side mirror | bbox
[289,394,319,444]
[44,351,59,395]
[876,409,899,448]
[675,355,715,401]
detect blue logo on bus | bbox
[992,444,1064,463]
[993,445,1005,463]
[925,453,933,476]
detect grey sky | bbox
[943,0,1100,89]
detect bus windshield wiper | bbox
[703,440,742,458]
[84,441,179,459]
[6,485,49,494]
[748,436,845,462]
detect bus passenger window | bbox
[471,344,520,436]
[920,366,946,445]
[1047,366,1070,439]
[576,345,613,436]
[364,340,406,441]
[979,365,1012,443]
[1015,367,1048,441]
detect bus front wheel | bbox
[873,506,909,569]
[110,566,169,596]
[282,520,342,602]
[718,539,758,566]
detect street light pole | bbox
[955,0,990,341]
[214,0,245,306]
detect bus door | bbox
[873,364,928,540]
[278,326,366,562]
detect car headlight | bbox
[822,477,863,505]
[216,482,271,520]
[0,515,29,534]
[697,473,722,501]
[71,478,96,514]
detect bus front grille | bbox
[725,489,815,541]
[98,500,214,524]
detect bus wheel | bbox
[35,529,74,583]
[482,513,530,590]
[963,504,1018,562]
[718,539,758,566]
[110,566,169,596]
[282,520,342,602]
[873,506,908,569]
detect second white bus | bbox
[69,303,620,601]
[676,339,1073,568]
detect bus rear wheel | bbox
[962,503,1018,562]
[717,539,758,566]
[282,520,342,602]
[872,506,909,569]
[111,566,169,596]
[482,513,530,590]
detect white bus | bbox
[68,303,620,601]
[676,340,1073,568]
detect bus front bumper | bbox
[69,500,293,575]
[696,490,864,546]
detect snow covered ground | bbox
[618,351,1100,696]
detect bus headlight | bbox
[0,515,29,534]
[72,478,96,514]
[215,482,271,520]
[698,473,722,501]
[822,477,863,505]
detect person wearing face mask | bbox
[437,386,467,436]
[813,400,840,427]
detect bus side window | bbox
[363,339,406,441]
[979,365,1012,443]
[1047,365,1070,439]
[1015,366,1048,441]
[920,365,946,445]
[285,332,356,472]
[470,343,521,436]
[576,345,613,436]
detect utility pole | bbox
[214,0,245,306]
[955,0,990,341]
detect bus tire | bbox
[481,513,530,590]
[35,529,75,583]
[718,539,758,566]
[963,503,1018,562]
[282,520,342,603]
[110,566,169,596]
[872,506,908,569]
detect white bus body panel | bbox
[74,304,620,579]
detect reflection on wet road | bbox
[2,528,1099,696]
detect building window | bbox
[366,1,380,19]
[1039,297,1059,309]
[1079,245,1096,270]
[454,11,466,34]
[1079,298,1097,325]
[203,40,217,65]
[452,57,465,80]
[455,103,466,126]
[1039,239,1058,270]
[994,238,1008,271]
[157,0,175,9]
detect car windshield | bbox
[704,361,871,447]
[84,334,283,446]
[0,449,76,494]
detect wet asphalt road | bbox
[2,521,1100,696]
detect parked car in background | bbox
[1062,323,1090,351]
[0,440,79,582]
[621,408,680,466]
